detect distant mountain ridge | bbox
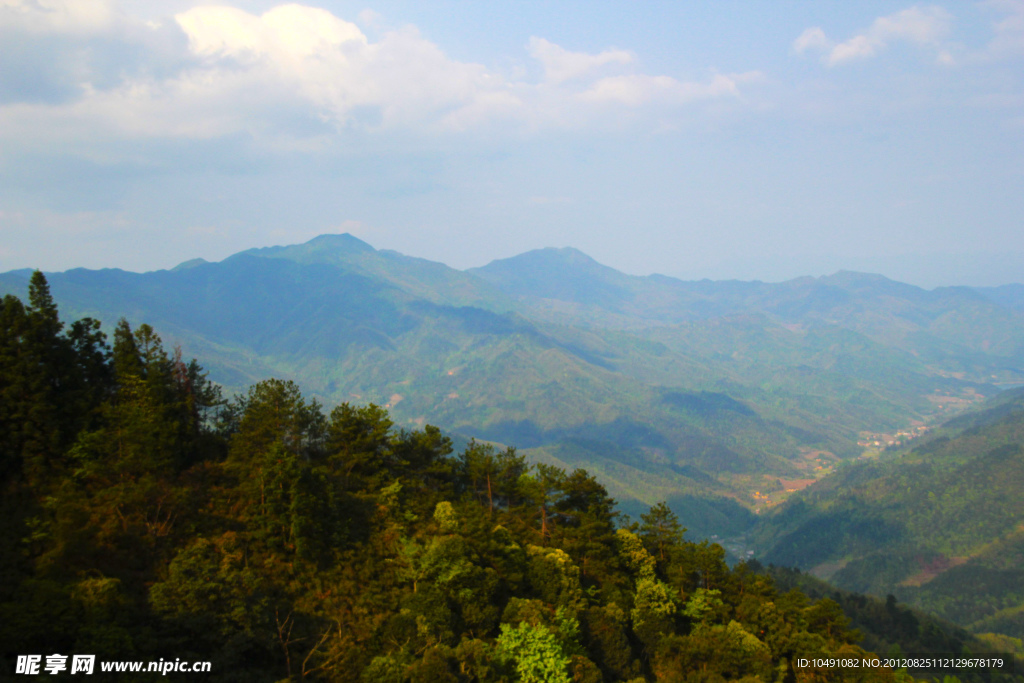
[474,247,1024,359]
[240,233,515,310]
[3,233,1023,538]
[976,283,1024,313]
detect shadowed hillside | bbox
[4,234,1023,538]
[2,278,1018,682]
[751,389,1024,640]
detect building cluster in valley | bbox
[857,424,929,449]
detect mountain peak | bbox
[534,246,600,263]
[469,246,633,305]
[816,270,935,301]
[303,233,375,253]
[172,258,209,272]
[474,246,612,276]
[819,270,896,285]
[237,232,377,266]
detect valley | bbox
[5,273,1016,681]
[5,236,1024,670]
[3,233,1021,541]
[749,387,1024,641]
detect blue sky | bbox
[1,1,1022,287]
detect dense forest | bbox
[0,273,1016,682]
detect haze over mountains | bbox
[4,233,1024,538]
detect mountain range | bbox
[4,233,1024,538]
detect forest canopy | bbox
[0,274,1011,682]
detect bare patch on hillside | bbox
[810,559,850,581]
[899,556,968,587]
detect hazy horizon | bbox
[5,231,1023,291]
[2,1,1022,288]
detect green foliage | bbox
[434,501,459,533]
[754,400,1024,641]
[654,620,773,683]
[495,621,572,683]
[525,545,585,610]
[769,567,1016,683]
[617,528,657,580]
[2,276,1015,682]
[640,502,686,565]
[11,236,1022,540]
[632,577,678,652]
[682,588,722,622]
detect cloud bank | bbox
[794,6,953,66]
[0,1,757,151]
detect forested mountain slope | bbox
[473,249,1024,377]
[1,277,1016,682]
[3,234,1022,537]
[751,389,1024,640]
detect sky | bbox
[1,1,1022,287]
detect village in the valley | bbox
[857,423,930,450]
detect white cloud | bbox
[580,72,744,106]
[829,34,880,64]
[356,8,382,29]
[0,0,117,34]
[869,6,951,44]
[177,4,367,62]
[794,5,953,66]
[527,37,633,84]
[0,2,757,151]
[793,27,830,54]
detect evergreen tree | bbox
[3,279,1010,682]
[640,501,686,565]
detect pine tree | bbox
[640,501,686,564]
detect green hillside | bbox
[767,566,1023,673]
[751,389,1024,639]
[473,251,1024,383]
[3,234,1023,538]
[3,280,1016,682]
